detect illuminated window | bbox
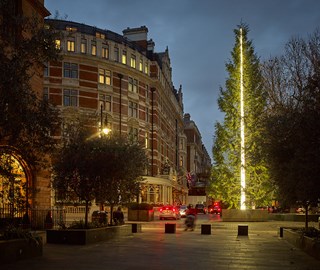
[63,62,78,78]
[144,62,148,74]
[99,68,111,85]
[67,38,75,52]
[129,101,138,118]
[55,39,61,50]
[179,156,183,167]
[96,32,105,39]
[145,132,149,148]
[130,55,136,68]
[122,50,127,64]
[91,41,96,56]
[99,94,111,112]
[102,45,109,59]
[128,77,138,93]
[66,26,77,32]
[63,89,78,106]
[114,47,119,62]
[81,39,87,54]
[139,58,143,71]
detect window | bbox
[43,87,49,101]
[67,38,75,52]
[66,26,77,32]
[130,55,136,68]
[91,41,96,56]
[128,101,138,118]
[81,39,87,54]
[128,77,138,93]
[179,156,183,167]
[122,50,127,64]
[99,68,111,85]
[129,127,138,141]
[63,89,78,106]
[99,94,111,112]
[145,132,149,148]
[63,62,78,78]
[146,107,149,122]
[44,62,49,77]
[55,39,61,50]
[144,62,148,74]
[114,47,119,62]
[96,32,105,39]
[139,58,143,72]
[102,45,109,59]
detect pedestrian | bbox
[113,206,124,225]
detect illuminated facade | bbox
[44,19,189,206]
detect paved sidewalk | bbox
[3,221,320,270]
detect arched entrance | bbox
[0,145,33,218]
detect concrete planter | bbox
[46,225,132,245]
[222,209,268,222]
[128,210,154,221]
[283,228,320,260]
[0,237,43,264]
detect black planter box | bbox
[46,225,132,245]
[201,224,211,235]
[165,223,176,233]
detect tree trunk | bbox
[85,200,89,228]
[305,202,309,230]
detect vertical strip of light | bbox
[240,27,246,210]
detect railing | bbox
[0,205,66,230]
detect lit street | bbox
[3,214,320,270]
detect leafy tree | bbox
[0,1,60,209]
[94,135,147,224]
[209,23,274,209]
[261,29,320,227]
[52,125,147,227]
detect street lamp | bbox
[100,104,111,136]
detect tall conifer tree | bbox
[209,24,273,209]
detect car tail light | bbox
[173,208,176,212]
[160,208,163,212]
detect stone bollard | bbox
[238,224,248,236]
[165,223,176,233]
[279,227,284,238]
[201,224,211,235]
[132,223,142,233]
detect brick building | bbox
[44,19,190,206]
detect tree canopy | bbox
[0,0,60,171]
[52,127,148,227]
[261,29,320,208]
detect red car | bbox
[208,202,222,215]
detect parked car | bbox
[179,205,188,217]
[159,205,181,220]
[195,204,207,214]
[208,201,223,215]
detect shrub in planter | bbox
[127,203,154,221]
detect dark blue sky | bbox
[45,0,320,159]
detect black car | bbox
[195,204,206,214]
